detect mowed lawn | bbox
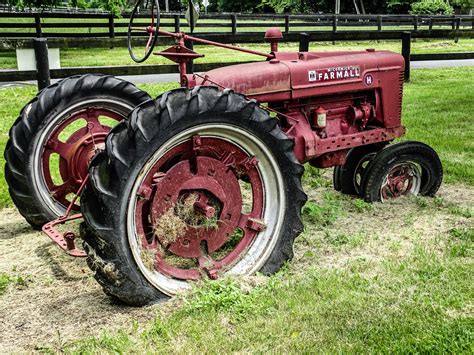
[0,67,472,352]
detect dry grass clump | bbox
[153,208,188,246]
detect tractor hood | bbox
[190,50,404,102]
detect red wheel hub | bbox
[42,108,123,209]
[134,135,266,281]
[381,163,417,200]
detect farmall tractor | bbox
[4,1,442,305]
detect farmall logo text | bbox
[308,65,361,82]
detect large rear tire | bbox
[80,87,307,305]
[4,74,151,228]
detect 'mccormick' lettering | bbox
[308,66,361,82]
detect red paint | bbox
[381,164,416,199]
[42,214,86,257]
[133,136,265,280]
[42,107,122,211]
[187,45,405,167]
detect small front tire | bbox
[333,143,387,196]
[361,141,442,202]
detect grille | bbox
[398,70,404,119]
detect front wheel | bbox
[80,87,306,305]
[361,141,443,202]
[333,143,388,196]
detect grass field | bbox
[0,67,472,352]
[1,39,473,69]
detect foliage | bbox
[3,0,62,10]
[451,0,474,12]
[410,0,454,14]
[215,0,262,13]
[1,0,130,13]
[87,0,128,15]
[387,0,417,13]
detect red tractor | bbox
[4,1,442,305]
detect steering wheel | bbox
[127,0,160,63]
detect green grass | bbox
[402,67,474,185]
[1,39,473,69]
[0,272,28,295]
[0,273,11,295]
[68,267,472,353]
[0,67,472,352]
[62,193,473,352]
[0,67,472,209]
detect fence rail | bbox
[0,11,473,40]
[2,30,473,87]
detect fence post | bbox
[108,14,115,39]
[33,38,51,90]
[285,14,290,34]
[174,14,180,33]
[413,15,418,31]
[34,13,42,37]
[332,14,337,33]
[429,17,433,33]
[377,15,382,32]
[299,32,309,52]
[454,17,460,43]
[401,32,411,82]
[231,14,237,35]
[185,38,194,74]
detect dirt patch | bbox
[0,209,159,353]
[0,182,472,352]
[296,181,474,275]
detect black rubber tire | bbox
[4,74,151,229]
[333,166,343,191]
[361,141,443,203]
[335,142,388,196]
[80,86,307,306]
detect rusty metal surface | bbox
[42,214,86,257]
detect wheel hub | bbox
[381,163,420,200]
[134,135,266,281]
[42,107,123,209]
[149,156,243,258]
[61,128,108,184]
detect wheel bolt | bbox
[207,269,218,280]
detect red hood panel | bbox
[193,50,404,101]
[195,61,291,96]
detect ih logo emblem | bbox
[364,73,374,86]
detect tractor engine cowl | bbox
[189,49,405,166]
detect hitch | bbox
[41,175,89,257]
[42,214,86,257]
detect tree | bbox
[451,0,474,13]
[2,0,62,10]
[387,0,417,13]
[410,0,454,14]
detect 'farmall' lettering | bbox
[308,66,361,82]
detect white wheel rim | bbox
[127,123,286,296]
[31,99,132,217]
